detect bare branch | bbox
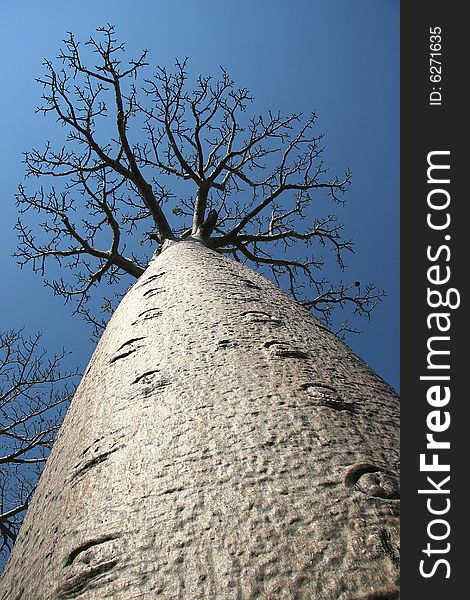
[17,25,382,332]
[0,330,78,558]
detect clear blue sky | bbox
[0,1,399,389]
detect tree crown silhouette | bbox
[16,25,383,335]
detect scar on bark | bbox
[239,278,261,289]
[57,559,119,598]
[80,430,125,457]
[70,446,124,482]
[81,436,105,456]
[242,310,282,325]
[132,308,162,324]
[132,371,169,387]
[298,383,356,413]
[217,339,238,349]
[143,287,163,298]
[136,272,166,288]
[321,399,355,413]
[214,277,261,290]
[116,337,145,351]
[376,528,400,567]
[263,340,309,359]
[344,463,400,499]
[299,382,338,393]
[110,337,145,363]
[161,486,184,495]
[110,348,137,363]
[64,533,122,566]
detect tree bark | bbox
[0,240,400,600]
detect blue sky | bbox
[0,0,399,389]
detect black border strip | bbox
[401,3,465,597]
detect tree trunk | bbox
[0,240,400,600]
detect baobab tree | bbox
[0,26,399,599]
[0,329,76,562]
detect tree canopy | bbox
[15,25,383,335]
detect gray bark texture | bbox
[0,240,400,599]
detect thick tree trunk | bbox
[0,240,399,600]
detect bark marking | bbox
[70,446,124,482]
[132,371,169,388]
[110,337,145,364]
[344,463,400,499]
[64,533,122,566]
[143,287,163,298]
[263,340,309,359]
[376,528,400,568]
[57,559,118,598]
[133,308,162,324]
[136,272,166,288]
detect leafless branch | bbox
[17,25,382,331]
[0,330,78,558]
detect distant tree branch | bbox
[0,330,78,558]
